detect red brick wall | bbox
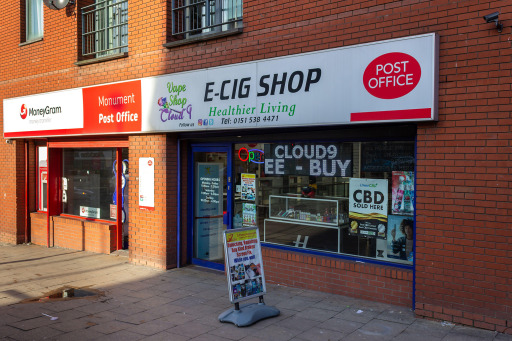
[128,134,178,269]
[263,248,413,307]
[30,212,47,246]
[53,216,84,251]
[52,216,116,254]
[0,0,510,333]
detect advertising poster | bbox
[391,171,414,215]
[139,158,155,210]
[224,227,266,303]
[195,163,224,260]
[349,178,388,238]
[386,215,414,263]
[241,173,256,201]
[242,203,257,227]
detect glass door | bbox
[191,145,232,270]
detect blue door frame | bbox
[187,144,232,271]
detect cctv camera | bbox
[483,12,503,32]
[483,12,499,23]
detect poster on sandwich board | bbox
[224,227,266,303]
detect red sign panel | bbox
[363,53,421,99]
[82,80,142,134]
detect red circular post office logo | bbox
[363,52,421,99]
[20,104,28,119]
[148,160,153,166]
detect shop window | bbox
[37,146,48,212]
[61,148,117,221]
[170,0,242,40]
[25,0,44,42]
[81,0,128,58]
[233,141,415,266]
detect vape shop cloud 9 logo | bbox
[363,53,421,99]
[20,104,27,119]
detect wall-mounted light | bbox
[5,139,13,144]
[483,12,503,33]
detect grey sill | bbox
[75,52,128,66]
[164,27,243,48]
[19,37,44,47]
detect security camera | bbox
[483,12,503,32]
[483,12,499,23]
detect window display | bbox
[234,141,415,265]
[61,148,117,221]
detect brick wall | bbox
[128,134,178,269]
[262,247,413,307]
[52,216,116,254]
[29,212,47,246]
[0,0,510,333]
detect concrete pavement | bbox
[0,244,510,341]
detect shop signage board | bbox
[223,227,266,303]
[3,88,84,138]
[349,178,388,238]
[142,33,438,132]
[195,163,224,260]
[138,157,155,210]
[82,80,142,134]
[4,80,142,138]
[4,34,438,138]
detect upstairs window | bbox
[171,0,242,39]
[81,0,128,58]
[26,0,43,41]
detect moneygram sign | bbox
[20,104,62,119]
[4,89,84,138]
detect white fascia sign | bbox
[141,33,439,132]
[3,34,438,138]
[3,88,83,138]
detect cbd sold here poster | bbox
[349,178,388,238]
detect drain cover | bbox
[22,286,103,303]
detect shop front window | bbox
[233,141,415,265]
[62,148,117,221]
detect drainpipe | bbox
[177,139,181,268]
[25,140,29,244]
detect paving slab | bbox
[0,244,510,341]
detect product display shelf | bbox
[268,195,347,226]
[264,195,349,253]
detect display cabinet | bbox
[268,195,348,226]
[263,195,349,253]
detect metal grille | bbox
[172,0,242,36]
[82,0,128,57]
